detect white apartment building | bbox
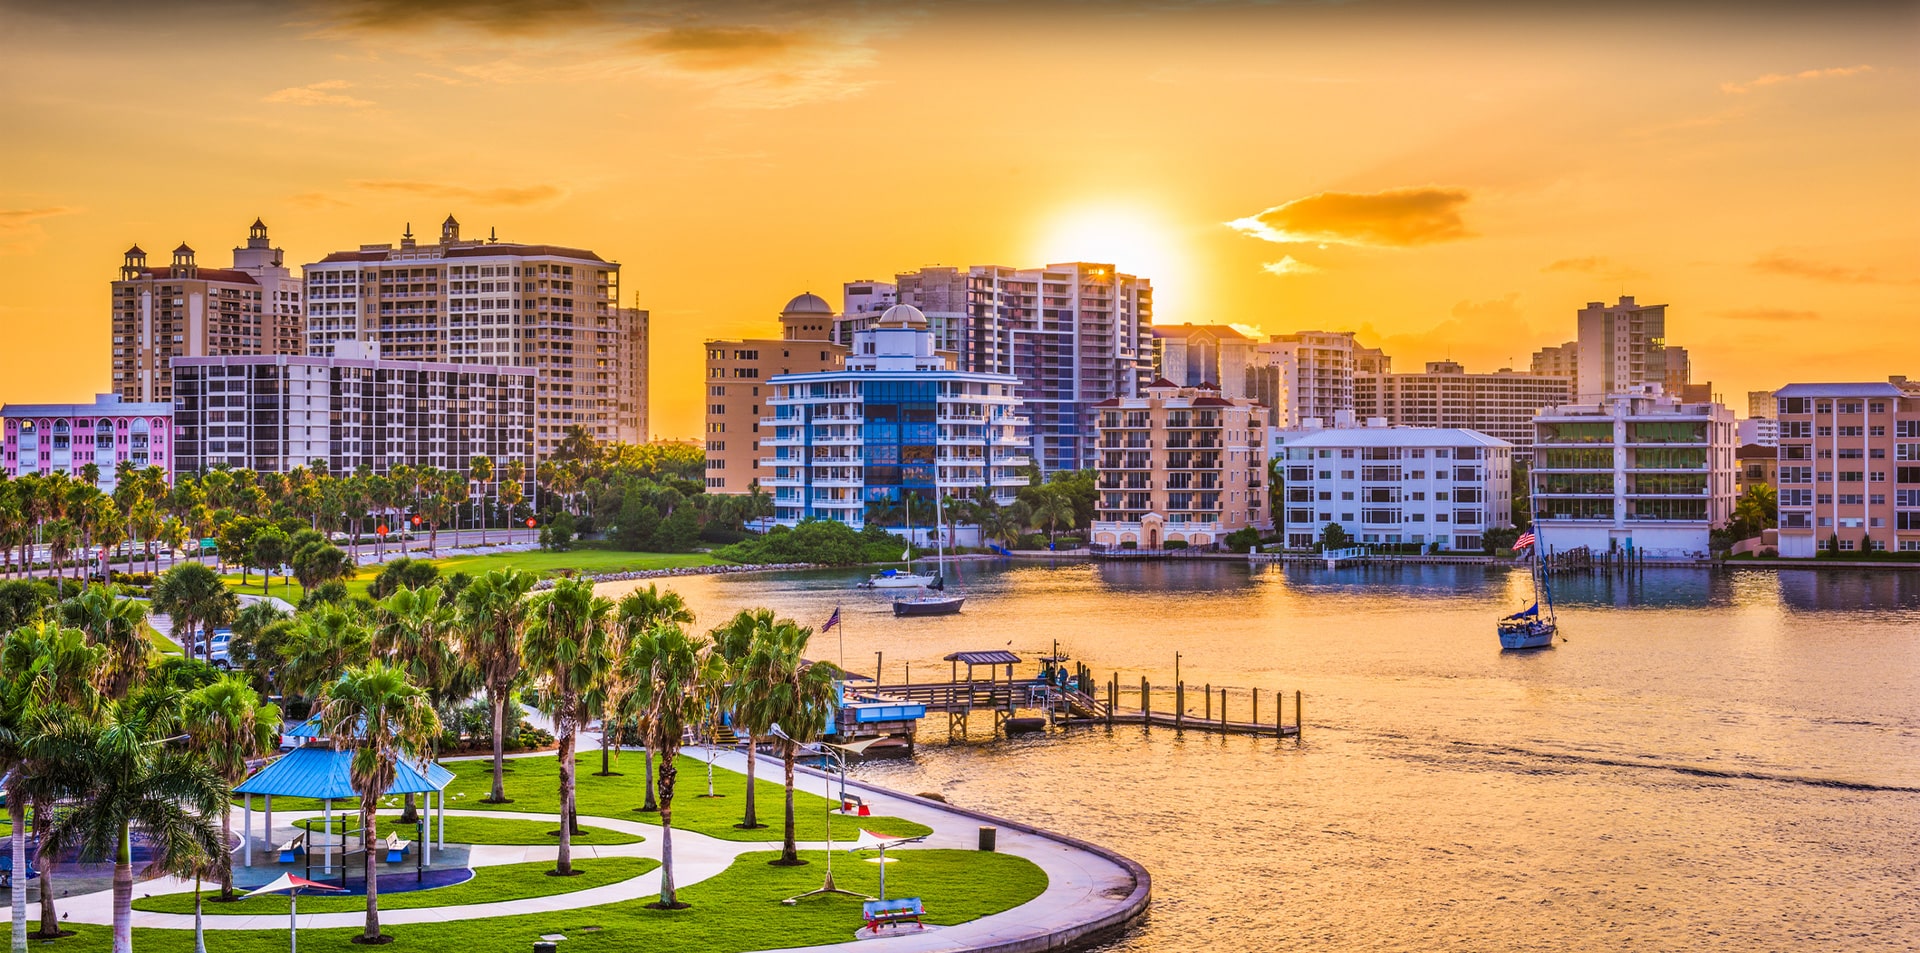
[764,305,1029,529]
[1250,330,1360,429]
[302,217,642,453]
[1575,296,1669,400]
[1273,422,1513,552]
[1532,388,1736,557]
[1355,360,1572,461]
[1737,417,1779,448]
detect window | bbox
[1869,402,1887,414]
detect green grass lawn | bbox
[292,814,644,847]
[131,857,657,916]
[267,753,930,843]
[78,849,1044,952]
[218,550,717,604]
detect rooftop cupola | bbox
[247,217,270,248]
[171,242,197,278]
[121,244,147,280]
[441,214,460,243]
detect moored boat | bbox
[892,593,963,616]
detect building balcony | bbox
[762,433,804,447]
[763,474,805,488]
[813,433,863,445]
[992,473,1028,486]
[811,476,865,488]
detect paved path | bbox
[41,747,1147,951]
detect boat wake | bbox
[1446,740,1920,794]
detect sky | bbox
[1,0,1915,438]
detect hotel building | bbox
[1272,422,1512,553]
[763,305,1028,528]
[1152,325,1254,400]
[1771,379,1920,556]
[703,293,850,492]
[1089,381,1267,550]
[2,395,173,491]
[171,350,534,487]
[302,218,641,454]
[1531,388,1736,557]
[112,220,304,403]
[1354,361,1572,461]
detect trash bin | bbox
[534,943,557,953]
[978,826,997,852]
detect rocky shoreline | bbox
[533,561,819,589]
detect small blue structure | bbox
[232,724,454,877]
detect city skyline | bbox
[1,2,1916,439]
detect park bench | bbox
[384,833,412,864]
[276,831,307,863]
[0,855,37,889]
[861,898,925,934]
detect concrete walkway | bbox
[40,747,1148,952]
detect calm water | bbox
[602,561,1920,952]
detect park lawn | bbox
[292,814,644,846]
[266,753,930,843]
[131,857,657,916]
[220,568,375,606]
[429,548,720,578]
[76,849,1044,953]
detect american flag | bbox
[822,605,842,633]
[1513,532,1537,551]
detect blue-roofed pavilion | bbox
[232,741,453,869]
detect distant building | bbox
[1736,443,1778,495]
[1089,380,1267,550]
[171,349,534,488]
[1771,378,1920,557]
[1531,341,1579,396]
[764,304,1028,529]
[1575,296,1668,400]
[703,293,850,492]
[1152,324,1253,399]
[1249,330,1359,428]
[2,394,173,491]
[1737,417,1779,448]
[112,221,305,403]
[841,280,897,319]
[1271,422,1512,552]
[1663,345,1693,398]
[1354,361,1572,462]
[302,218,638,455]
[1747,390,1776,420]
[1532,388,1736,557]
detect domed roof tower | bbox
[779,291,837,342]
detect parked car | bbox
[207,629,234,669]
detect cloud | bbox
[1751,254,1912,286]
[1355,294,1539,372]
[0,206,77,254]
[1542,256,1645,281]
[635,26,797,70]
[1260,256,1321,277]
[1721,64,1872,95]
[351,180,564,206]
[1716,307,1819,323]
[289,192,352,210]
[314,0,604,37]
[264,80,374,108]
[1227,187,1473,248]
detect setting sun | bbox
[1032,205,1189,318]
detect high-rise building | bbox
[610,305,649,443]
[111,220,304,403]
[302,218,640,455]
[1152,325,1254,399]
[1532,387,1736,557]
[3,395,173,491]
[1663,345,1692,397]
[1271,422,1513,553]
[1249,331,1359,428]
[1531,341,1579,395]
[841,280,897,321]
[1090,381,1267,550]
[1354,361,1573,461]
[703,294,850,492]
[1736,417,1779,447]
[1575,296,1668,400]
[1771,378,1920,557]
[1747,390,1776,420]
[763,304,1028,529]
[171,350,534,487]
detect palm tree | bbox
[152,562,236,663]
[522,579,614,873]
[760,626,840,866]
[1031,488,1077,547]
[2,621,104,939]
[0,666,31,953]
[131,499,163,579]
[375,585,464,823]
[627,620,706,908]
[57,584,151,700]
[455,568,536,803]
[499,460,527,530]
[315,661,440,944]
[278,603,373,702]
[469,455,494,546]
[38,694,225,953]
[182,675,280,899]
[610,585,695,799]
[44,517,77,596]
[718,608,778,829]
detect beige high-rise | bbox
[303,217,643,454]
[111,220,304,402]
[1091,380,1268,550]
[703,293,849,492]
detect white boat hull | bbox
[864,574,938,589]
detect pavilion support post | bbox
[422,793,432,866]
[243,793,253,867]
[438,788,446,847]
[264,795,273,863]
[322,799,333,886]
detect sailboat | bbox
[1498,472,1558,649]
[893,489,963,617]
[860,494,941,589]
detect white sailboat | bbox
[894,490,964,616]
[860,494,940,589]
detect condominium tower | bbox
[1248,331,1362,428]
[302,217,643,454]
[703,293,850,492]
[112,220,304,403]
[1354,361,1572,461]
[1272,423,1513,553]
[1152,325,1254,399]
[1575,296,1668,400]
[1771,379,1920,556]
[1090,380,1267,550]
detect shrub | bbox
[1224,527,1262,553]
[540,511,577,551]
[1120,541,1137,550]
[1164,539,1190,550]
[713,518,898,566]
[369,557,440,599]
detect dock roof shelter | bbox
[943,649,1022,682]
[232,744,453,872]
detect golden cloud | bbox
[1228,187,1472,248]
[1721,64,1872,95]
[1716,307,1819,323]
[1260,256,1321,277]
[264,80,374,108]
[351,180,564,206]
[1751,254,1911,286]
[636,26,797,70]
[0,206,77,254]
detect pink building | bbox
[2,394,173,491]
[1773,378,1920,556]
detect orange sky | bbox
[1,1,1915,438]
